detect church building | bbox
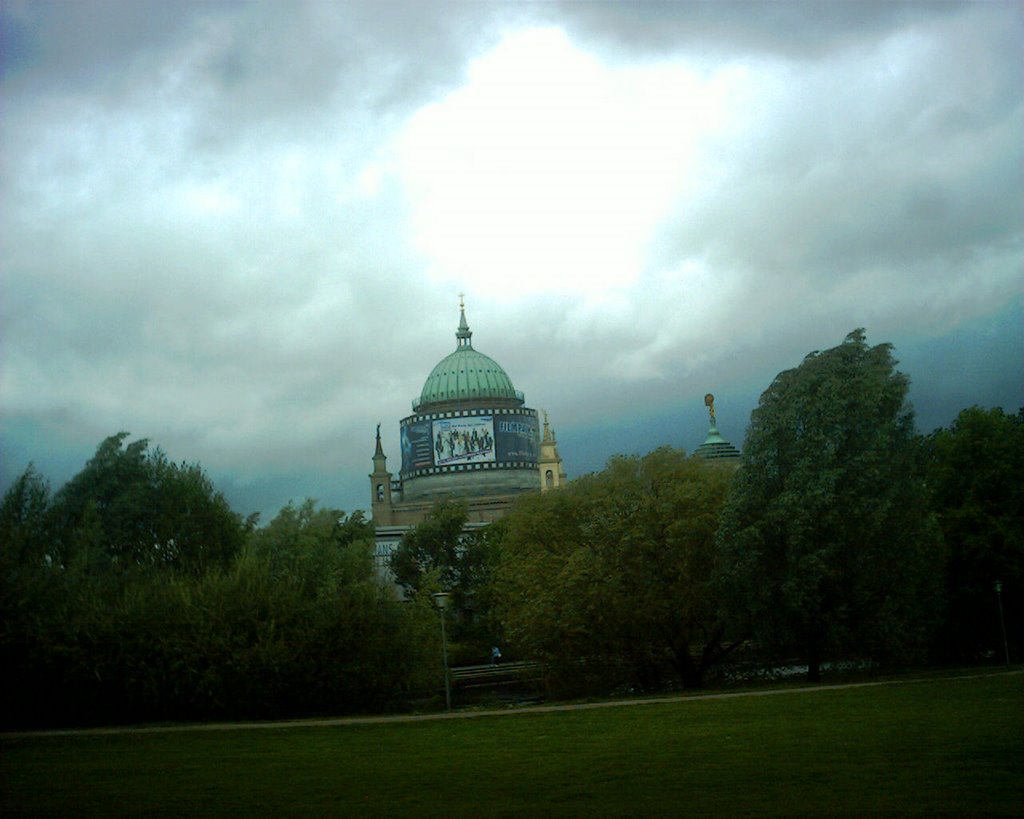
[370,301,566,567]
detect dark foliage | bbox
[926,406,1023,662]
[0,441,437,729]
[46,433,247,575]
[716,330,945,680]
[389,499,505,663]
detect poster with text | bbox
[431,416,496,466]
[400,418,435,476]
[494,414,539,462]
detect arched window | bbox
[545,469,554,489]
[376,483,385,501]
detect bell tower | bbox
[369,423,395,524]
[538,410,567,492]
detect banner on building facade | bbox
[494,414,539,462]
[401,411,540,476]
[432,416,496,466]
[400,418,434,476]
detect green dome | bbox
[416,305,521,409]
[420,348,518,405]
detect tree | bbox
[491,448,737,693]
[0,464,52,566]
[717,330,945,681]
[389,499,468,596]
[1,492,438,728]
[926,406,1023,661]
[212,499,434,719]
[48,433,246,575]
[1,436,248,726]
[246,499,374,594]
[0,465,61,725]
[389,500,517,662]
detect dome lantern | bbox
[455,293,473,350]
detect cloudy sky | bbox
[2,1,1021,521]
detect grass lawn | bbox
[1,672,1021,816]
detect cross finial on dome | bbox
[456,295,472,349]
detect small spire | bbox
[456,294,473,349]
[374,422,385,458]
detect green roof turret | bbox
[695,393,741,461]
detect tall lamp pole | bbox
[994,581,1010,666]
[432,592,452,711]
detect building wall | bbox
[399,466,539,502]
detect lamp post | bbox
[994,581,1010,666]
[432,592,452,711]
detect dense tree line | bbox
[3,331,1019,726]
[926,406,1023,662]
[0,436,437,729]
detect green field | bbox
[2,672,1021,816]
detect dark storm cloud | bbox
[553,0,964,59]
[1,0,202,85]
[1,1,498,96]
[1,0,525,162]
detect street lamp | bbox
[994,581,1010,666]
[432,592,452,711]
